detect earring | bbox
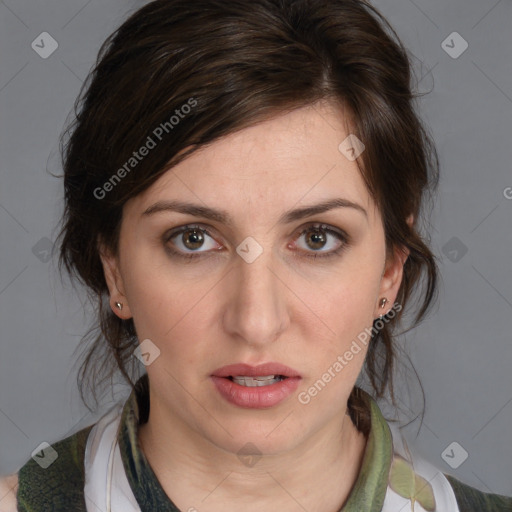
[115,302,123,311]
[378,297,388,320]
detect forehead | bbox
[126,101,378,225]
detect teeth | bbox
[232,375,285,387]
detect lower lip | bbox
[210,376,301,409]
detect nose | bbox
[222,247,290,349]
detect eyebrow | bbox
[142,198,367,225]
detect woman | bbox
[1,0,511,510]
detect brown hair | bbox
[56,0,440,434]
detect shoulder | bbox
[0,473,18,512]
[16,423,95,511]
[445,473,512,512]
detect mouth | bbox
[210,363,301,409]
[211,362,301,382]
[226,375,288,387]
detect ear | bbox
[98,239,133,319]
[374,214,414,317]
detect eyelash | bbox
[164,223,350,261]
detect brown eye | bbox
[305,228,328,250]
[293,223,349,259]
[181,228,205,250]
[164,224,222,260]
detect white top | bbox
[84,403,140,512]
[383,422,460,512]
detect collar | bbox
[117,374,393,511]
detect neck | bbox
[138,395,368,512]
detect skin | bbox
[100,99,410,512]
[0,473,18,512]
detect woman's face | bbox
[101,100,407,457]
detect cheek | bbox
[120,253,181,335]
[303,287,376,394]
[312,258,382,332]
[296,259,382,381]
[121,254,219,352]
[304,295,373,382]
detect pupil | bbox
[184,229,204,249]
[308,229,326,250]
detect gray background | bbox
[1,0,511,498]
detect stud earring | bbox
[115,302,123,311]
[377,297,388,320]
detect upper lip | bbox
[211,362,301,378]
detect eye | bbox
[291,223,349,259]
[164,224,222,260]
[164,222,350,261]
